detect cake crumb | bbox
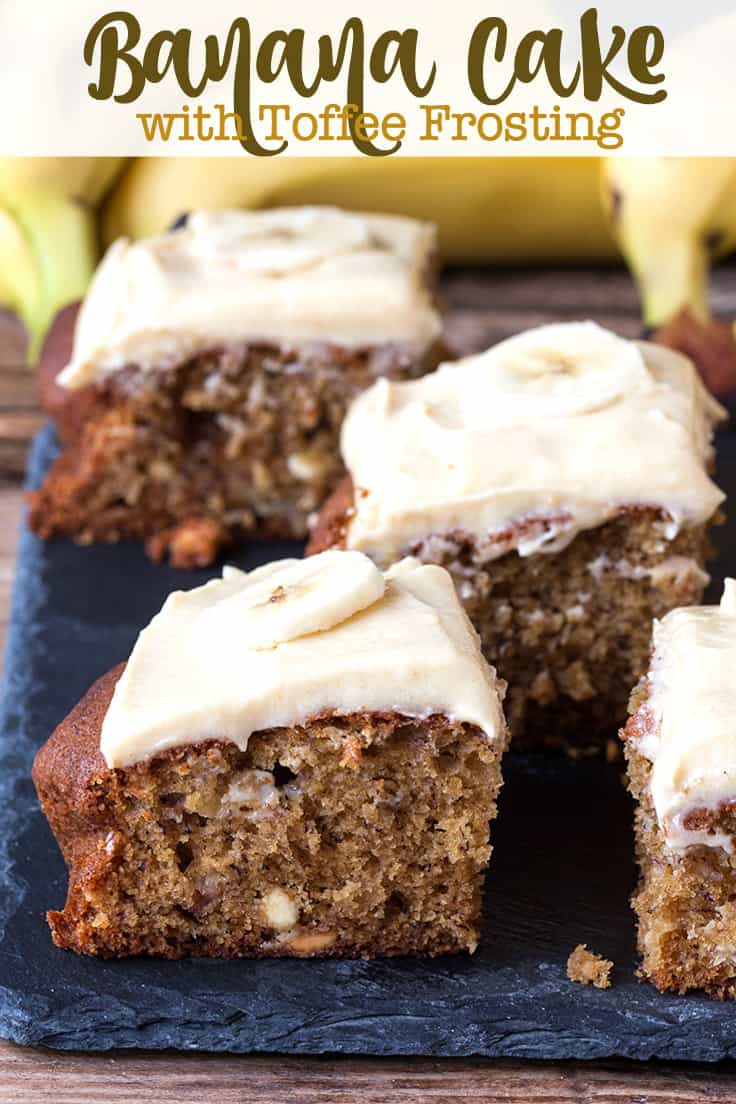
[567,944,613,989]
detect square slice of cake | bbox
[32,551,507,958]
[29,207,443,567]
[308,321,725,749]
[623,579,736,997]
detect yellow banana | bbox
[0,158,126,207]
[0,208,44,341]
[102,156,619,265]
[0,159,128,361]
[0,189,98,360]
[600,158,736,326]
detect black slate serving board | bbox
[3,424,736,1059]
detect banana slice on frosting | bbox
[187,208,376,275]
[215,550,385,649]
[459,320,653,421]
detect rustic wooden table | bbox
[3,270,736,1103]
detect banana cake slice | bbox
[309,321,725,749]
[29,206,443,567]
[32,551,507,958]
[623,579,736,997]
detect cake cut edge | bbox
[623,672,736,998]
[33,664,507,959]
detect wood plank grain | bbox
[0,312,38,476]
[0,310,27,368]
[4,1047,736,1104]
[444,308,643,359]
[0,364,35,406]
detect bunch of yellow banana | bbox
[0,158,124,359]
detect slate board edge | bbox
[5,1021,736,1061]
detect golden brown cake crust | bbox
[307,474,355,555]
[33,665,504,959]
[32,663,120,829]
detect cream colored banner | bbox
[0,0,733,155]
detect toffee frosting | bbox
[60,207,441,390]
[100,551,505,769]
[342,322,725,563]
[638,579,736,852]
